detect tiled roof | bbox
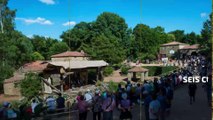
[161,41,186,46]
[21,61,48,73]
[128,67,149,73]
[4,73,25,84]
[51,51,88,58]
[49,60,108,69]
[4,61,48,84]
[179,44,199,50]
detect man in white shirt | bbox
[31,99,38,113]
[84,89,93,104]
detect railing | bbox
[33,108,79,120]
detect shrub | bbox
[144,66,177,76]
[108,80,118,93]
[121,65,131,75]
[112,63,122,70]
[103,66,114,76]
[20,73,42,99]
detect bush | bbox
[108,81,118,93]
[112,63,122,70]
[20,73,42,99]
[121,65,131,75]
[144,66,177,76]
[103,66,114,76]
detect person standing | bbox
[92,90,102,120]
[31,99,38,114]
[46,96,56,114]
[188,83,197,104]
[56,93,65,112]
[143,91,152,120]
[157,88,167,120]
[77,95,89,120]
[149,94,161,120]
[118,92,133,120]
[102,92,116,120]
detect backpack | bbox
[93,102,101,112]
[93,97,101,112]
[7,109,17,119]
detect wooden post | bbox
[96,67,100,81]
[128,73,131,81]
[60,74,64,94]
[133,72,136,80]
[141,72,144,82]
[100,67,103,81]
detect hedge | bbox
[144,66,177,76]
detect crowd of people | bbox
[0,55,211,120]
[0,93,66,120]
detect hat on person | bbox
[87,89,90,92]
[3,102,10,108]
[95,89,100,94]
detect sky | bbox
[8,0,212,39]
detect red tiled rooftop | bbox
[4,73,25,84]
[4,61,48,84]
[51,51,88,58]
[161,41,186,46]
[21,61,48,73]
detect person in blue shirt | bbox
[56,93,65,112]
[143,91,152,120]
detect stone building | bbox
[3,51,108,96]
[159,41,188,58]
[3,61,48,95]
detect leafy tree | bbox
[185,32,200,44]
[93,12,128,39]
[61,22,92,50]
[20,73,42,99]
[31,52,45,61]
[169,30,185,42]
[199,13,212,58]
[61,12,129,64]
[49,42,69,55]
[133,24,159,60]
[0,0,16,34]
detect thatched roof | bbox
[128,67,149,73]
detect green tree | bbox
[199,13,212,58]
[169,30,185,42]
[133,24,158,60]
[185,32,200,44]
[49,42,69,56]
[31,52,45,61]
[20,73,42,99]
[0,0,16,34]
[61,22,92,50]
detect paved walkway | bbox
[167,83,211,120]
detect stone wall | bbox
[4,82,21,96]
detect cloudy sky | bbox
[8,0,211,39]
